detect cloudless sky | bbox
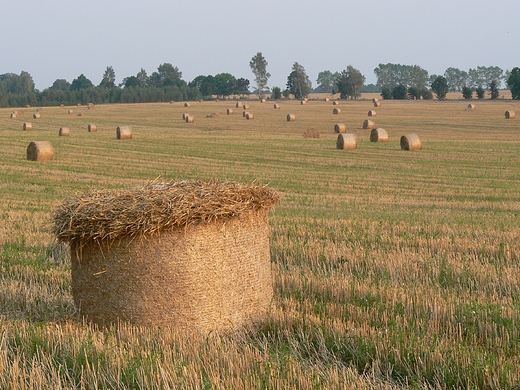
[1,0,518,90]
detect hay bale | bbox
[60,104,65,108]
[77,112,83,116]
[242,111,248,117]
[52,180,279,331]
[336,133,357,150]
[273,103,280,109]
[334,123,347,133]
[286,114,296,122]
[333,108,341,114]
[206,113,220,118]
[333,101,339,105]
[26,141,54,161]
[88,124,97,132]
[116,126,132,139]
[185,115,195,123]
[324,97,330,102]
[400,133,422,151]
[370,128,388,142]
[59,127,70,137]
[467,103,476,110]
[245,113,254,120]
[26,104,31,108]
[242,104,250,109]
[236,102,242,108]
[182,113,189,120]
[374,101,381,107]
[372,98,379,103]
[184,102,190,107]
[227,108,234,115]
[77,103,82,107]
[10,113,17,119]
[260,98,266,103]
[505,111,516,119]
[33,113,41,119]
[300,100,306,105]
[363,119,375,129]
[23,122,32,131]
[303,128,321,138]
[68,109,74,114]
[37,107,42,112]
[368,110,377,117]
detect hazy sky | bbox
[2,0,518,90]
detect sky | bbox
[1,0,518,91]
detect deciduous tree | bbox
[431,76,448,100]
[249,52,270,98]
[507,67,520,99]
[336,66,365,100]
[286,62,312,100]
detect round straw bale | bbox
[227,108,234,115]
[467,103,476,110]
[242,104,250,109]
[170,100,175,104]
[26,141,54,161]
[10,113,17,119]
[23,122,32,131]
[245,113,254,120]
[368,110,377,117]
[260,98,266,103]
[374,102,381,107]
[184,102,190,107]
[333,108,341,114]
[60,104,65,108]
[273,103,280,109]
[52,180,279,331]
[324,97,330,102]
[336,133,357,150]
[242,111,248,117]
[185,115,195,123]
[206,112,220,118]
[333,101,339,105]
[334,123,347,133]
[370,128,388,142]
[59,127,70,136]
[300,100,306,105]
[236,101,242,108]
[286,114,296,122]
[26,104,31,108]
[182,113,189,120]
[77,112,83,116]
[68,109,74,114]
[372,98,379,103]
[33,113,41,119]
[363,119,375,129]
[77,103,82,107]
[400,133,422,151]
[88,124,97,132]
[505,111,516,119]
[303,128,321,138]
[116,126,132,139]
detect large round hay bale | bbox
[467,104,476,110]
[184,102,190,107]
[88,124,97,132]
[303,128,321,138]
[400,133,422,151]
[333,108,341,114]
[505,111,516,119]
[333,101,339,105]
[368,110,377,117]
[117,126,132,139]
[26,141,54,161]
[363,119,375,129]
[52,180,279,331]
[370,128,388,142]
[273,103,280,109]
[245,113,254,120]
[374,102,381,107]
[336,134,357,150]
[59,127,70,136]
[287,114,295,122]
[23,122,32,131]
[185,115,195,123]
[227,108,234,115]
[334,123,347,133]
[236,101,242,108]
[33,113,41,119]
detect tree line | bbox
[1,55,519,107]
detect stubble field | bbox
[0,95,519,389]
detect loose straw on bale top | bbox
[52,179,279,244]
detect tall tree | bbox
[336,65,365,99]
[444,67,469,92]
[249,52,271,98]
[431,76,448,100]
[462,86,473,100]
[316,70,340,93]
[374,63,428,90]
[286,62,312,100]
[488,80,499,99]
[70,74,93,91]
[214,73,237,98]
[506,67,520,99]
[136,68,148,87]
[49,79,71,91]
[99,66,116,88]
[234,78,250,96]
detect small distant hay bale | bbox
[68,109,74,114]
[10,112,17,119]
[363,119,375,129]
[26,104,31,108]
[23,122,32,131]
[184,102,190,107]
[59,127,70,136]
[227,108,234,115]
[77,103,82,107]
[199,99,203,103]
[33,113,41,119]
[182,113,189,120]
[185,115,195,123]
[116,126,132,139]
[368,110,377,117]
[370,128,388,142]
[374,102,381,107]
[60,104,65,108]
[286,114,296,122]
[334,123,347,133]
[242,111,248,117]
[400,133,422,151]
[505,111,516,119]
[236,102,242,108]
[260,98,266,103]
[52,180,279,331]
[273,103,280,109]
[77,112,83,116]
[206,112,220,118]
[336,133,357,150]
[467,104,476,110]
[88,124,97,132]
[245,113,254,120]
[333,108,341,114]
[372,98,379,103]
[303,128,321,138]
[333,101,339,105]
[26,141,54,161]
[324,97,330,102]
[170,100,175,104]
[242,104,250,109]
[300,100,307,105]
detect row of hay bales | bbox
[336,132,422,151]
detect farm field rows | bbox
[0,96,519,388]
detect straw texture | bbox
[334,123,347,133]
[336,133,357,150]
[400,133,422,151]
[303,128,321,138]
[286,114,295,122]
[333,108,341,114]
[117,126,132,139]
[363,119,375,129]
[27,141,54,161]
[59,127,70,136]
[23,122,32,131]
[505,111,516,119]
[370,128,388,142]
[88,124,97,132]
